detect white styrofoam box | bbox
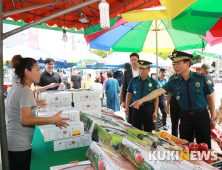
[69,90,101,103]
[39,91,72,105]
[53,132,92,151]
[74,101,101,113]
[81,110,101,118]
[37,106,80,128]
[40,122,84,142]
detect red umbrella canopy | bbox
[3,0,161,30]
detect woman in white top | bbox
[6,55,69,170]
[89,76,103,107]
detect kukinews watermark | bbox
[147,151,218,161]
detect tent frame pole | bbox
[3,0,68,17]
[1,0,100,169]
[3,0,100,40]
[155,20,159,132]
[0,0,10,168]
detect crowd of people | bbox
[5,51,217,170]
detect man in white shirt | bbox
[122,53,139,123]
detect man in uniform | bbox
[166,62,181,137]
[157,68,168,130]
[125,60,159,132]
[130,51,216,148]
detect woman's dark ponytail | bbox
[11,55,37,84]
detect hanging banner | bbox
[28,28,38,49]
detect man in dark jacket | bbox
[122,53,139,123]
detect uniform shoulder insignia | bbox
[173,75,179,80]
[170,75,174,79]
[195,72,203,76]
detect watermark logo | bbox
[147,151,218,161]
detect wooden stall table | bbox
[30,126,89,170]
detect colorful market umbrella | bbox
[162,0,222,37]
[121,6,222,46]
[85,18,207,53]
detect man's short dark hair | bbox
[130,53,139,59]
[44,58,55,64]
[183,59,191,67]
[107,71,113,78]
[88,73,91,77]
[100,72,102,75]
[73,68,78,71]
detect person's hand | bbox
[125,108,129,116]
[54,111,70,129]
[36,99,47,107]
[210,119,216,130]
[166,106,170,115]
[119,98,122,105]
[122,102,126,109]
[153,112,157,121]
[130,100,142,110]
[49,83,58,88]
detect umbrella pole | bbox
[155,20,159,132]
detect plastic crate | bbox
[153,131,188,144]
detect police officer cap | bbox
[123,63,131,69]
[137,60,152,69]
[160,68,167,75]
[171,51,193,63]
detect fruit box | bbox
[126,128,183,151]
[40,122,84,142]
[92,124,147,150]
[37,106,80,128]
[50,160,92,170]
[86,141,139,170]
[53,132,92,151]
[101,107,115,114]
[70,90,101,103]
[118,138,193,170]
[82,110,101,118]
[74,101,101,113]
[39,91,72,106]
[80,112,121,134]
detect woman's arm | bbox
[20,109,70,129]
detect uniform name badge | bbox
[176,93,180,100]
[195,82,200,87]
[134,89,137,94]
[149,83,152,87]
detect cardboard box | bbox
[70,90,101,103]
[82,110,101,118]
[80,112,121,134]
[40,122,84,142]
[74,101,101,113]
[53,132,92,151]
[101,107,115,114]
[86,141,139,170]
[50,160,92,170]
[37,106,80,128]
[39,91,72,106]
[126,128,183,150]
[92,124,147,150]
[118,138,193,170]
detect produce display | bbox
[86,141,139,170]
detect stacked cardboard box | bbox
[38,91,90,151]
[69,89,102,118]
